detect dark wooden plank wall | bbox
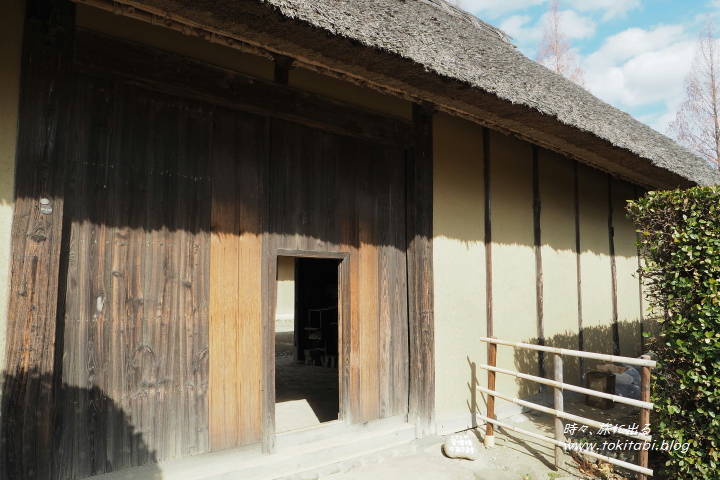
[407,105,435,437]
[59,79,213,476]
[1,2,76,479]
[6,21,418,476]
[53,82,410,473]
[270,120,410,424]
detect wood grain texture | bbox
[210,108,266,450]
[6,21,415,473]
[483,127,493,338]
[2,2,76,478]
[270,120,409,425]
[357,142,380,422]
[407,104,435,437]
[57,81,212,477]
[533,147,545,383]
[607,174,620,356]
[574,162,585,381]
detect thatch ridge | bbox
[262,0,718,186]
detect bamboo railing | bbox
[478,337,655,478]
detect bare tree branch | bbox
[536,0,585,87]
[669,17,720,169]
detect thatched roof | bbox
[117,0,720,188]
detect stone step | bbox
[90,417,416,480]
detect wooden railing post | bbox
[554,353,565,468]
[638,355,651,480]
[485,337,497,448]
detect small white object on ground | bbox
[442,433,481,460]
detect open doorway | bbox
[275,256,341,433]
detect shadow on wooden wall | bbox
[0,369,161,480]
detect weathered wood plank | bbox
[389,148,410,417]
[533,147,546,383]
[337,137,361,423]
[210,108,242,449]
[2,1,76,477]
[237,112,265,448]
[56,81,213,475]
[110,83,152,470]
[607,174,620,356]
[357,145,380,421]
[261,118,275,453]
[59,76,115,479]
[337,256,352,422]
[177,101,213,457]
[73,29,413,149]
[574,162,585,380]
[377,172,392,419]
[407,104,435,437]
[483,127,493,338]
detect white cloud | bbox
[637,110,680,135]
[498,14,542,43]
[581,25,696,132]
[498,9,595,47]
[584,25,687,67]
[565,0,641,21]
[458,0,546,19]
[460,0,639,23]
[558,9,596,39]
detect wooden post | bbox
[407,103,435,438]
[485,337,497,448]
[638,355,651,480]
[2,1,76,478]
[554,353,565,468]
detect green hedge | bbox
[627,186,720,478]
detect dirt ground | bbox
[283,394,649,480]
[275,331,340,432]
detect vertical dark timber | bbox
[261,118,274,453]
[533,148,545,390]
[574,162,585,383]
[407,103,434,437]
[633,185,646,351]
[483,128,493,338]
[2,1,75,479]
[608,174,620,356]
[273,54,293,86]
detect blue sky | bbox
[456,0,720,134]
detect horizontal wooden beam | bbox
[476,386,652,442]
[478,364,653,410]
[478,337,656,368]
[73,29,414,148]
[276,249,350,260]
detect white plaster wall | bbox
[578,165,615,356]
[432,112,485,422]
[539,150,582,386]
[613,179,643,357]
[276,256,295,322]
[489,130,537,399]
[0,0,25,377]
